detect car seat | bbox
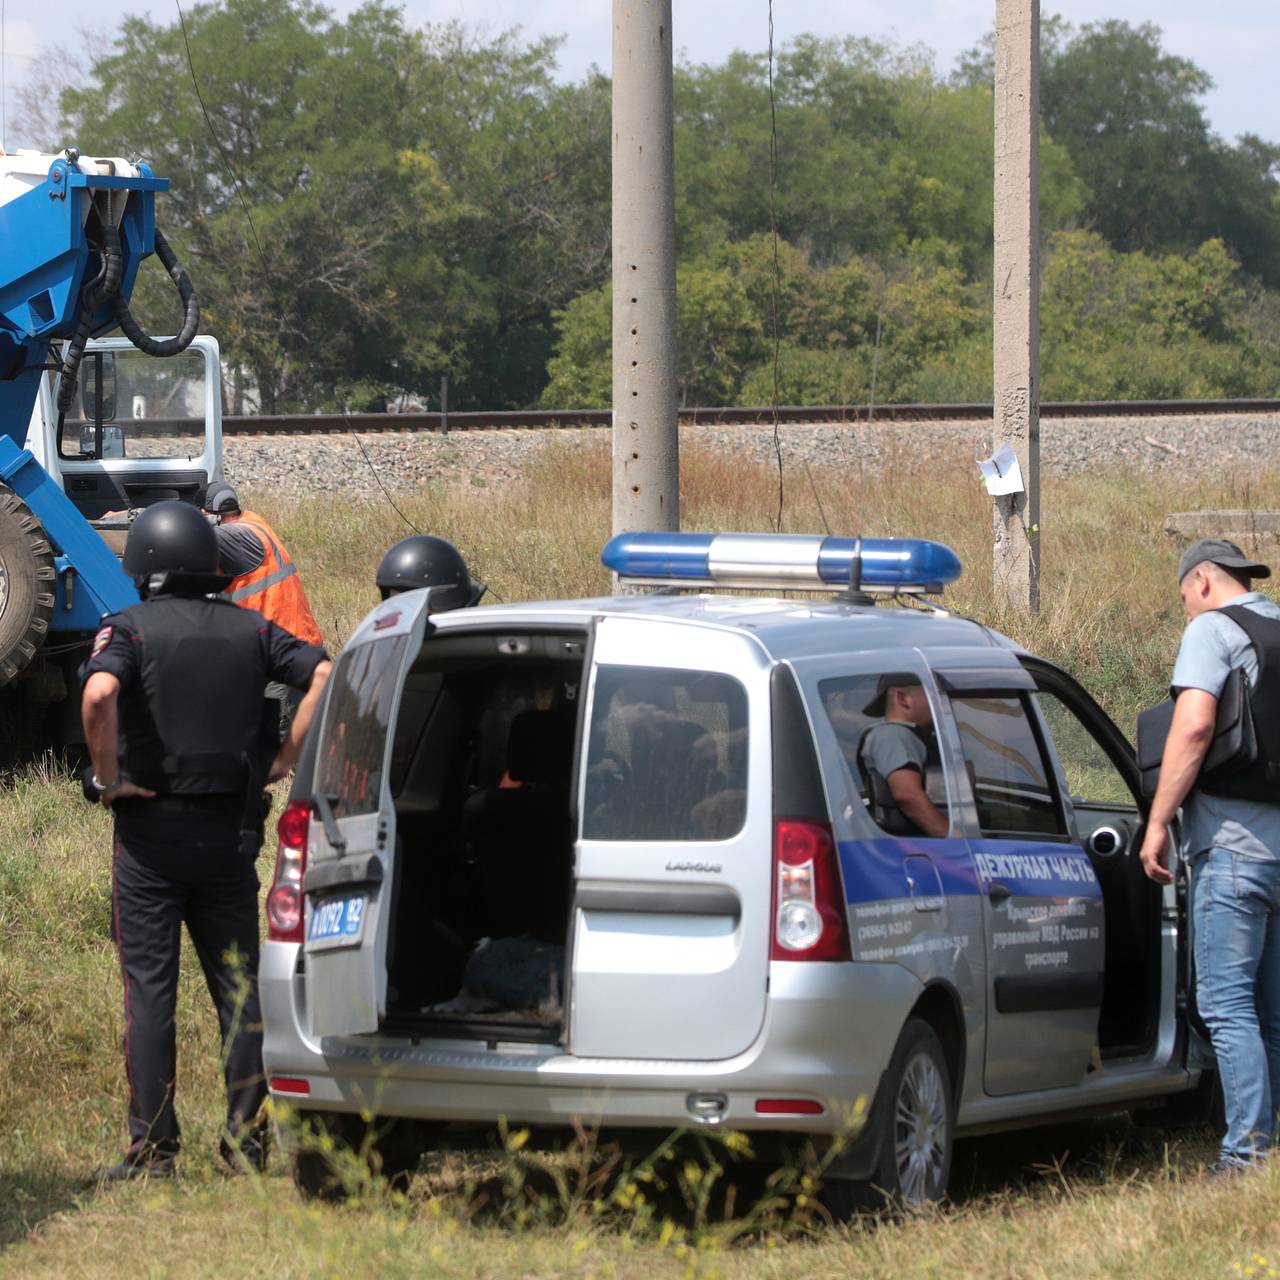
[461,709,576,942]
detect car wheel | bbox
[1134,1069,1224,1135]
[289,1111,423,1202]
[873,1017,953,1208]
[819,1018,954,1220]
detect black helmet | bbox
[123,500,221,591]
[375,535,485,610]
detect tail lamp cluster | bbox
[770,818,851,962]
[266,799,311,943]
[267,807,850,963]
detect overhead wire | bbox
[347,424,422,535]
[175,0,269,275]
[346,421,503,601]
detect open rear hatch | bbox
[304,606,775,1064]
[302,603,589,1043]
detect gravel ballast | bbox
[224,412,1280,499]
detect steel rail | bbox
[221,398,1280,436]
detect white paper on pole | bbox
[977,442,1025,496]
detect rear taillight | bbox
[266,800,310,943]
[770,818,851,962]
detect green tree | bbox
[58,1,611,411]
[956,17,1280,284]
[1040,231,1263,399]
[675,35,1083,272]
[540,285,612,409]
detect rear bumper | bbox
[259,942,921,1137]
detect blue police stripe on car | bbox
[837,837,1101,905]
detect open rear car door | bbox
[303,592,432,1037]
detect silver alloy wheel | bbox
[0,558,8,621]
[892,1050,949,1205]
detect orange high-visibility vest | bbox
[223,511,324,647]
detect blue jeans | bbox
[1192,848,1280,1164]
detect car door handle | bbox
[304,852,383,894]
[987,881,1013,903]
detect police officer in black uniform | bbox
[375,534,486,608]
[80,500,332,1181]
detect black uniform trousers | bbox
[110,799,266,1155]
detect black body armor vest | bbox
[857,722,944,836]
[117,594,272,797]
[1198,603,1280,804]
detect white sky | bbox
[3,1,1273,148]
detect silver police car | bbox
[260,532,1207,1208]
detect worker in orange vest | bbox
[204,483,324,731]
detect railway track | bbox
[221,398,1280,436]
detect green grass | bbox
[5,442,1280,1275]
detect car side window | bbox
[1033,690,1138,807]
[582,666,748,841]
[949,694,1067,839]
[314,636,407,818]
[818,673,951,837]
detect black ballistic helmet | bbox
[376,535,485,610]
[123,499,220,589]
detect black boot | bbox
[219,1119,270,1175]
[94,1143,178,1184]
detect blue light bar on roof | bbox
[601,532,963,594]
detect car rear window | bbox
[582,666,749,841]
[314,636,407,818]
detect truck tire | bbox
[0,487,55,685]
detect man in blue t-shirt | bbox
[1140,538,1280,1173]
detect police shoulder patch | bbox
[91,626,113,656]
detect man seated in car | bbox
[858,676,949,837]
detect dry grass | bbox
[262,438,1280,734]
[4,441,1280,1275]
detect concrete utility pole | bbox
[992,0,1041,610]
[611,0,679,536]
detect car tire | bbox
[823,1017,953,1217]
[875,1017,953,1207]
[1134,1069,1224,1135]
[0,488,55,686]
[289,1111,423,1203]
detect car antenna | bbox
[835,535,874,607]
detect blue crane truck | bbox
[0,148,222,751]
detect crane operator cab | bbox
[25,336,225,542]
[259,531,1209,1213]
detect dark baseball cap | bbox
[203,482,241,516]
[864,672,924,717]
[1177,538,1270,583]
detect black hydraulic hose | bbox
[114,228,200,358]
[55,218,123,415]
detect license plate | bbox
[307,894,366,949]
